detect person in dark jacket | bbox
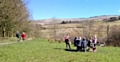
[87,37,93,51]
[82,37,87,52]
[16,31,20,42]
[64,35,71,49]
[76,37,79,51]
[73,37,77,46]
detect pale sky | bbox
[27,0,120,20]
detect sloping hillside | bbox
[31,15,120,24]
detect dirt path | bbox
[0,42,17,46]
[0,38,33,46]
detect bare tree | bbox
[0,0,30,37]
[96,25,104,37]
[48,18,59,40]
[81,20,94,37]
[88,20,95,37]
[106,24,110,39]
[53,18,57,39]
[106,25,120,46]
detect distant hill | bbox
[31,15,120,25]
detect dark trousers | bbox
[66,43,71,49]
[83,47,86,52]
[65,39,71,49]
[76,46,82,51]
[94,44,96,48]
[17,37,20,42]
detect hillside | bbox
[29,15,120,44]
[31,15,120,25]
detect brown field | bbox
[33,20,120,42]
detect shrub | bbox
[61,21,67,24]
[106,25,120,47]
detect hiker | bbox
[73,37,77,46]
[16,31,20,42]
[76,37,79,51]
[76,37,82,51]
[93,35,97,52]
[82,37,87,52]
[87,37,93,51]
[21,32,26,41]
[64,35,71,49]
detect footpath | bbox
[0,38,33,46]
[0,42,17,46]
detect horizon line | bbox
[32,15,120,20]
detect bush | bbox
[106,25,120,47]
[118,16,120,20]
[61,21,67,24]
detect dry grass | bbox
[37,20,120,41]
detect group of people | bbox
[64,35,97,52]
[16,31,26,42]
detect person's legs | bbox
[81,46,83,51]
[23,37,26,41]
[78,46,81,51]
[79,46,82,51]
[18,38,20,42]
[66,43,68,49]
[83,47,86,52]
[94,44,97,52]
[68,43,71,49]
[65,39,68,49]
[94,44,96,48]
[87,47,90,52]
[23,38,24,41]
[76,46,79,51]
[84,47,86,52]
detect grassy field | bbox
[0,38,120,62]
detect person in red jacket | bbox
[22,32,26,41]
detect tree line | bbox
[61,16,120,24]
[0,0,30,37]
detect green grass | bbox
[0,38,120,62]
